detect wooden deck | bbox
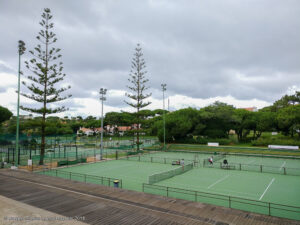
[0,169,299,225]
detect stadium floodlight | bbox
[161,84,167,150]
[16,40,26,167]
[99,88,107,160]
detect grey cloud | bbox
[0,0,299,110]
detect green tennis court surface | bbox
[39,151,300,220]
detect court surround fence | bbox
[41,169,122,188]
[203,159,300,176]
[143,183,300,221]
[120,154,195,165]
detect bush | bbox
[251,137,300,147]
[127,150,144,155]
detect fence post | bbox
[18,147,20,165]
[151,157,153,163]
[84,174,86,183]
[70,172,72,180]
[284,167,286,175]
[167,187,169,197]
[56,170,58,177]
[229,196,231,208]
[239,163,241,170]
[108,178,111,186]
[268,202,271,215]
[260,165,262,173]
[76,146,78,160]
[164,158,166,164]
[139,156,140,161]
[195,191,197,202]
[142,183,144,192]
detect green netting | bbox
[143,183,300,221]
[39,169,122,188]
[203,160,300,176]
[119,154,194,166]
[148,162,193,184]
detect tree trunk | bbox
[40,116,45,165]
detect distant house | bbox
[106,125,117,135]
[131,124,141,130]
[77,127,94,136]
[241,107,258,112]
[117,126,131,136]
[77,127,104,136]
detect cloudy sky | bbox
[0,0,299,118]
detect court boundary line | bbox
[279,161,286,171]
[259,178,275,200]
[208,175,230,189]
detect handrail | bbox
[142,183,300,220]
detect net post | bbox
[260,165,262,172]
[166,186,169,197]
[268,202,271,215]
[229,196,231,208]
[195,191,197,201]
[239,163,241,170]
[284,167,286,175]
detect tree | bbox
[125,44,151,151]
[0,106,13,124]
[21,8,71,165]
[232,109,255,141]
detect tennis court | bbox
[42,159,181,191]
[39,150,300,220]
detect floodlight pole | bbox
[16,40,26,167]
[161,84,167,150]
[99,88,107,160]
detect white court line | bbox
[259,178,275,200]
[207,175,230,189]
[279,161,286,171]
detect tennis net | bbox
[148,162,193,184]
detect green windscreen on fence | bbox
[148,162,193,184]
[142,183,300,221]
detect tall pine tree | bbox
[125,44,151,151]
[21,8,71,165]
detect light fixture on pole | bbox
[99,88,107,160]
[161,84,167,150]
[16,40,26,167]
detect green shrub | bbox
[252,137,300,147]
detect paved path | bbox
[0,169,299,225]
